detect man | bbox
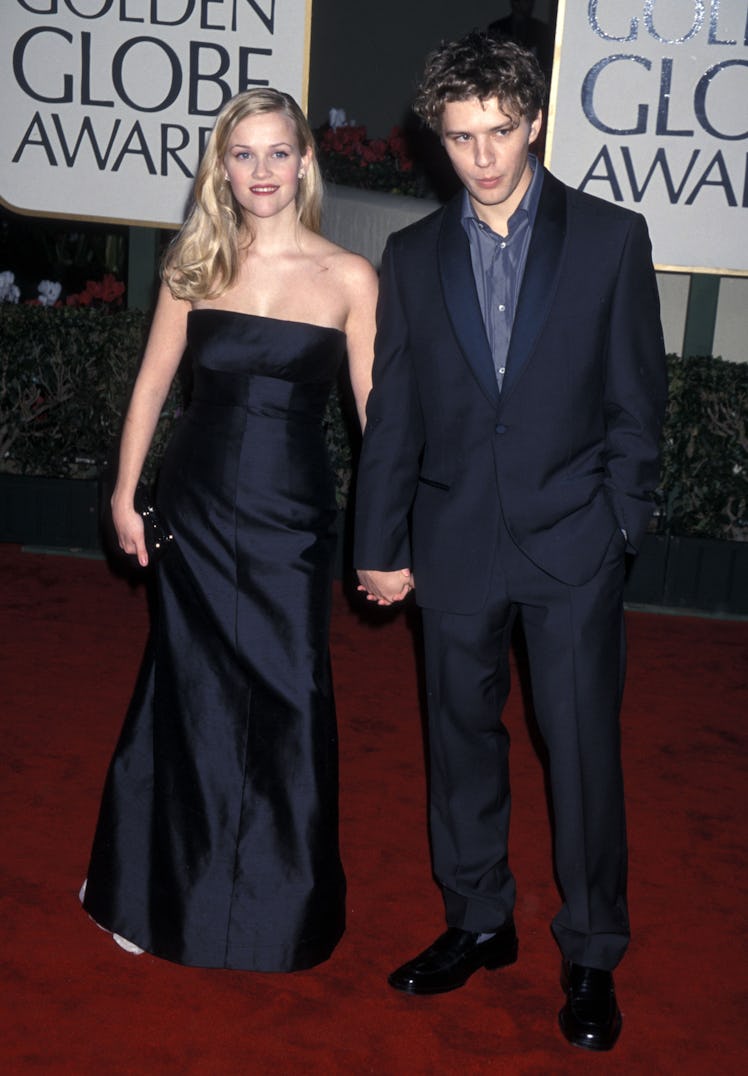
[355,31,667,1052]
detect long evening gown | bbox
[83,310,347,971]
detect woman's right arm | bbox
[112,283,190,566]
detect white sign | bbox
[1,0,313,227]
[546,0,748,274]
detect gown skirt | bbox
[83,310,347,971]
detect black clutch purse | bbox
[133,483,174,561]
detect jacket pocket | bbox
[418,476,451,491]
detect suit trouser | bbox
[420,518,630,971]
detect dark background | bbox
[307,0,556,135]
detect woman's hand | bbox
[112,493,148,567]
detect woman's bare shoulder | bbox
[323,243,378,296]
[305,232,376,280]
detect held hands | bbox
[356,568,414,605]
[112,492,149,568]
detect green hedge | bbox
[1,307,745,538]
[662,354,747,542]
[0,304,352,503]
[1,305,155,480]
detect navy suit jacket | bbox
[354,168,668,613]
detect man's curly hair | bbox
[414,30,547,132]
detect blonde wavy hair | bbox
[163,88,323,301]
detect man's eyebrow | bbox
[443,120,517,136]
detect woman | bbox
[81,89,378,972]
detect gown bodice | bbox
[187,309,346,421]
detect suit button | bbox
[495,424,507,434]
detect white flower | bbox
[38,279,62,307]
[0,270,21,303]
[329,108,347,129]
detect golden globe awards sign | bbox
[1,0,313,227]
[546,0,748,274]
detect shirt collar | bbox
[461,154,543,235]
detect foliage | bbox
[660,354,747,541]
[0,304,352,502]
[323,386,356,510]
[2,304,745,538]
[316,123,432,198]
[0,305,176,483]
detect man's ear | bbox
[529,110,543,144]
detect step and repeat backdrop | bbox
[546,0,747,275]
[3,1,746,279]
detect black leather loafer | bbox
[387,922,518,995]
[558,960,622,1051]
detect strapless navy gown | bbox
[83,311,347,971]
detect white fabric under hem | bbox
[78,879,144,956]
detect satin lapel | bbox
[502,170,567,400]
[437,198,500,406]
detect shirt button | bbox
[495,423,507,434]
[498,304,506,312]
[500,241,506,249]
[499,367,505,375]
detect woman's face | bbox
[222,109,311,222]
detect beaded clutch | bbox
[133,483,174,561]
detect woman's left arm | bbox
[342,254,379,428]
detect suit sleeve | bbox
[603,213,668,552]
[353,236,425,571]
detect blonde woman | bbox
[82,89,377,971]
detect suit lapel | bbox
[437,197,500,406]
[502,169,567,399]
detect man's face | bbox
[440,96,542,225]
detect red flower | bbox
[361,139,388,164]
[317,120,423,195]
[92,274,125,303]
[67,288,93,307]
[65,274,125,308]
[319,124,367,158]
[388,127,414,170]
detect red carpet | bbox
[1,543,746,1074]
